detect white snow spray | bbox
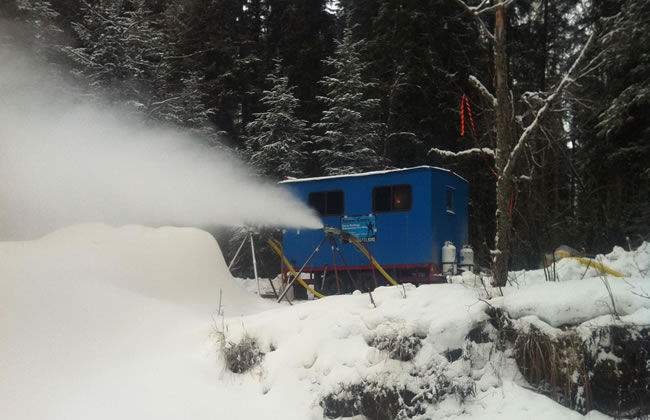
[0,48,322,240]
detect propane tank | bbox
[442,241,457,275]
[459,245,475,272]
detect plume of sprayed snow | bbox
[0,48,322,240]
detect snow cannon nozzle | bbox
[323,226,355,241]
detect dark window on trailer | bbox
[446,188,454,213]
[372,184,412,212]
[308,190,344,217]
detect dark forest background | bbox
[2,0,648,271]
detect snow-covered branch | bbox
[475,0,515,15]
[469,75,496,107]
[429,147,495,158]
[387,132,417,139]
[452,0,496,43]
[502,31,596,179]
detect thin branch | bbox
[502,31,596,179]
[167,46,223,60]
[452,0,496,43]
[429,147,495,158]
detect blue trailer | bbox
[280,166,469,294]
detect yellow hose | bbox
[568,257,626,278]
[267,239,324,299]
[347,237,399,286]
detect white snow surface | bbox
[1,224,275,420]
[2,225,647,419]
[451,243,649,328]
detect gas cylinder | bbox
[459,245,474,272]
[442,241,457,275]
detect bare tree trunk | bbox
[493,0,513,286]
[448,0,596,286]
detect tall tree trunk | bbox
[493,0,513,286]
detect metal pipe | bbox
[364,242,378,288]
[330,236,375,307]
[256,247,281,300]
[267,239,324,298]
[321,264,329,291]
[227,234,248,270]
[331,236,361,291]
[249,232,261,296]
[276,235,328,303]
[330,239,341,294]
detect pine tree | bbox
[314,24,385,175]
[244,60,310,179]
[64,0,169,107]
[2,0,68,71]
[61,0,218,142]
[572,0,650,250]
[13,0,63,56]
[265,0,336,123]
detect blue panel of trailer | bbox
[280,166,468,276]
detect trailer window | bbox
[373,184,412,212]
[446,188,454,213]
[308,190,344,217]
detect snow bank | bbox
[451,243,650,328]
[497,277,649,327]
[218,283,491,418]
[498,243,650,327]
[0,224,275,420]
[507,242,649,286]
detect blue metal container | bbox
[281,166,468,284]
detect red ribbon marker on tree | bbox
[459,94,515,218]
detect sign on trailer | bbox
[341,214,377,242]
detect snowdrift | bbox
[0,224,274,420]
[452,243,650,327]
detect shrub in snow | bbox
[367,333,425,362]
[222,334,264,374]
[321,370,476,419]
[409,369,477,415]
[214,326,265,374]
[513,324,589,411]
[321,381,414,420]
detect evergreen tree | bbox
[64,0,168,106]
[169,0,267,144]
[572,0,650,250]
[265,0,336,123]
[12,0,62,55]
[313,24,385,175]
[245,60,310,178]
[2,0,69,73]
[506,0,584,266]
[61,0,218,141]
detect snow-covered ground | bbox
[1,224,647,419]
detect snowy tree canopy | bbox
[245,60,310,179]
[313,24,386,175]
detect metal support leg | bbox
[228,234,248,270]
[250,232,260,296]
[276,236,328,303]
